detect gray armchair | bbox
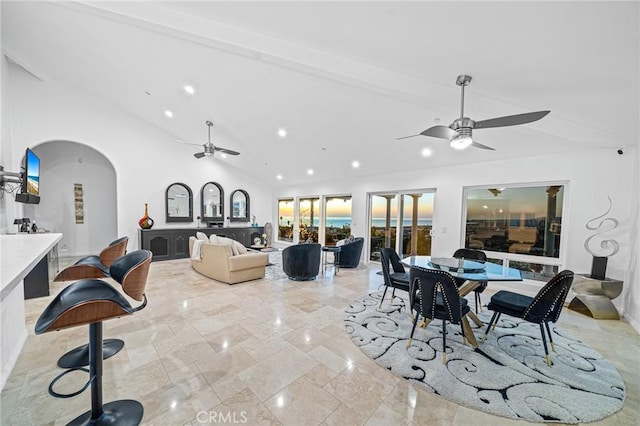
[336,237,364,268]
[282,243,321,280]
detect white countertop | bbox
[0,233,62,300]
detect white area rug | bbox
[344,292,626,423]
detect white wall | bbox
[21,141,117,257]
[274,148,639,330]
[4,60,274,251]
[1,55,21,234]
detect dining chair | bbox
[452,248,488,312]
[379,247,410,308]
[407,266,471,364]
[483,270,574,366]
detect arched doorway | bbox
[24,141,117,257]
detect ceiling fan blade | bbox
[474,111,550,129]
[420,125,458,140]
[194,152,205,159]
[471,140,495,151]
[174,138,203,147]
[396,134,421,140]
[214,147,240,156]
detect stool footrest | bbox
[58,339,125,368]
[48,367,92,399]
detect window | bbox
[278,198,294,242]
[298,197,320,243]
[324,196,352,246]
[368,191,434,260]
[464,184,565,281]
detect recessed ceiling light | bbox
[421,148,432,157]
[184,85,195,95]
[276,174,283,180]
[351,161,360,168]
[277,128,287,138]
[307,169,314,175]
[164,110,173,118]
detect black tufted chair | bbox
[379,247,410,308]
[452,248,487,312]
[407,266,471,364]
[336,237,364,268]
[483,270,574,366]
[282,243,321,280]
[35,250,152,425]
[54,236,129,282]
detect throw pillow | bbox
[209,234,219,244]
[218,236,239,255]
[196,232,208,241]
[233,240,248,255]
[336,239,346,247]
[348,235,355,243]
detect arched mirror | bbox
[200,182,224,224]
[230,189,250,222]
[165,182,193,222]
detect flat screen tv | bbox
[16,148,40,204]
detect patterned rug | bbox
[264,250,287,281]
[344,292,625,423]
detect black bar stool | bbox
[35,250,151,425]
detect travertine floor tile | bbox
[2,257,638,426]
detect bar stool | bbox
[53,236,129,369]
[322,246,341,276]
[35,250,152,425]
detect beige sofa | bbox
[188,236,268,284]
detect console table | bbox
[1,232,62,390]
[139,226,264,261]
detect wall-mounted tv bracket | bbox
[0,165,24,192]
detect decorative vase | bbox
[138,203,154,229]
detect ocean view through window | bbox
[464,184,566,281]
[324,196,352,246]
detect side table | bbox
[567,274,623,319]
[322,246,342,276]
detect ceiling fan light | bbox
[450,135,472,150]
[204,152,214,157]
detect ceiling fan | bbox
[398,75,550,151]
[175,120,240,159]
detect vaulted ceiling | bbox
[2,1,639,186]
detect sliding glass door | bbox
[370,194,398,261]
[369,191,434,260]
[398,193,434,257]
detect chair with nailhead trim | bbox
[406,266,471,364]
[452,248,488,312]
[483,270,574,366]
[379,247,410,308]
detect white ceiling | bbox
[2,1,639,186]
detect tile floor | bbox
[1,258,639,425]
